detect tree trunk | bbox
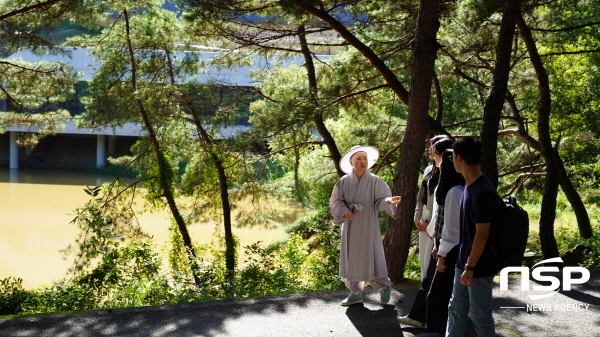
[213,148,236,277]
[383,0,441,282]
[123,10,202,286]
[480,0,521,187]
[178,96,236,279]
[433,71,443,123]
[516,13,560,258]
[291,1,448,138]
[508,93,592,239]
[555,153,593,238]
[294,0,442,280]
[297,25,344,177]
[462,72,592,240]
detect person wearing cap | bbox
[330,145,402,306]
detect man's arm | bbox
[460,222,490,286]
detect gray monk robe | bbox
[330,170,398,282]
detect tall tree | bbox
[76,4,205,286]
[516,13,560,257]
[441,0,595,246]
[298,24,345,177]
[383,0,442,281]
[184,0,451,279]
[480,0,521,186]
[0,0,86,145]
[175,86,238,279]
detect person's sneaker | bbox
[341,292,363,306]
[379,286,391,304]
[397,315,425,329]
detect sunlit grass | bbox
[518,189,600,268]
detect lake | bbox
[0,169,299,289]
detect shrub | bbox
[22,284,97,314]
[555,223,600,269]
[0,277,34,316]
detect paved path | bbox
[1,268,598,337]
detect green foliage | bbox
[277,234,308,282]
[21,284,98,315]
[237,242,288,296]
[64,182,155,296]
[456,0,505,28]
[304,222,344,290]
[403,256,421,282]
[74,240,162,292]
[0,277,34,316]
[524,190,600,268]
[235,238,307,297]
[100,277,181,308]
[4,0,600,319]
[285,197,333,244]
[554,223,600,269]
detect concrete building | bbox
[3,48,325,170]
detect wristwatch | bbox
[464,263,474,271]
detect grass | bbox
[519,189,600,268]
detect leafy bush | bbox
[0,277,34,316]
[235,241,290,297]
[403,256,421,281]
[304,221,344,291]
[555,223,600,269]
[22,285,97,314]
[74,240,162,294]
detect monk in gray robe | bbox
[330,145,402,306]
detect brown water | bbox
[0,169,298,289]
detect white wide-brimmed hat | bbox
[340,145,379,174]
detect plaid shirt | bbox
[432,203,445,241]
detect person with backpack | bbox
[446,137,498,337]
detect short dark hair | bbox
[451,136,481,165]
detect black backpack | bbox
[472,185,529,273]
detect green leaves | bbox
[84,185,102,197]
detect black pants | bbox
[425,246,458,336]
[406,251,437,323]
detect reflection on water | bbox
[0,168,129,186]
[0,169,298,289]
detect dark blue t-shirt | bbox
[455,174,499,278]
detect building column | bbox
[96,135,106,168]
[108,136,116,155]
[9,131,18,169]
